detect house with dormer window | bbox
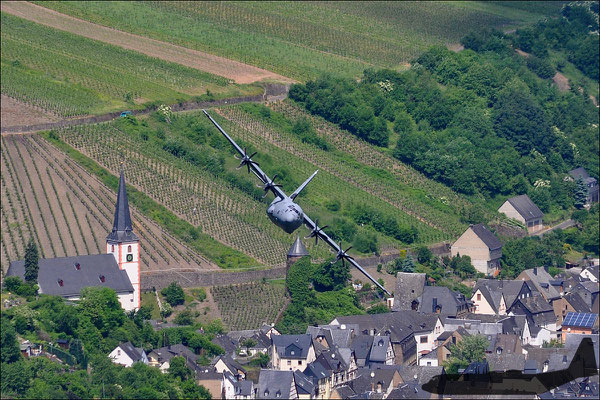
[271,334,315,371]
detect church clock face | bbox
[126,254,133,262]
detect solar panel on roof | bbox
[562,312,597,328]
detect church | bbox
[7,169,141,311]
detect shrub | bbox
[161,283,185,307]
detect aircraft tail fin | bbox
[290,170,318,200]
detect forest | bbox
[289,4,599,215]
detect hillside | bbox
[33,1,564,81]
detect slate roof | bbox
[369,336,390,363]
[351,334,374,367]
[564,292,591,313]
[287,236,309,257]
[388,382,431,399]
[293,370,315,396]
[223,371,254,396]
[148,344,199,373]
[486,352,526,372]
[333,385,356,399]
[501,315,528,336]
[349,367,397,395]
[6,254,134,297]
[470,224,503,250]
[473,279,528,312]
[334,313,420,343]
[212,354,246,375]
[417,286,469,316]
[392,272,426,312]
[521,268,561,300]
[107,169,139,243]
[578,280,599,294]
[118,342,145,362]
[487,334,520,354]
[520,295,554,314]
[272,334,312,359]
[506,194,544,221]
[393,365,445,385]
[303,360,332,383]
[257,369,294,399]
[569,167,597,184]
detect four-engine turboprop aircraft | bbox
[203,110,391,296]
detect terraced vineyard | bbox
[211,281,287,330]
[53,122,301,267]
[0,12,242,117]
[0,135,216,274]
[217,105,465,239]
[37,1,562,80]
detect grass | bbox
[34,1,560,81]
[141,290,161,320]
[1,12,256,116]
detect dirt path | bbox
[1,1,294,85]
[1,86,288,134]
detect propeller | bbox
[306,219,328,245]
[259,174,282,198]
[236,148,259,173]
[332,241,354,268]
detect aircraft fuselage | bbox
[267,197,304,234]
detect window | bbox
[127,245,132,252]
[57,279,64,287]
[74,263,81,270]
[298,360,302,365]
[111,245,114,252]
[477,293,481,301]
[99,275,106,283]
[427,361,432,366]
[420,336,428,344]
[287,360,291,365]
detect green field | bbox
[0,12,257,117]
[35,1,565,81]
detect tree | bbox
[180,380,211,400]
[173,310,194,326]
[1,317,21,363]
[78,287,125,336]
[574,178,588,209]
[161,282,185,307]
[444,334,489,373]
[24,237,39,283]
[168,356,191,380]
[416,246,433,264]
[1,360,30,394]
[3,276,23,294]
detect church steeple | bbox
[107,168,138,242]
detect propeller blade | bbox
[248,151,258,159]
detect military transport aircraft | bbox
[203,110,391,296]
[421,337,598,396]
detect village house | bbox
[303,360,333,399]
[471,279,533,315]
[108,342,148,367]
[391,272,426,312]
[256,369,298,399]
[293,370,317,400]
[508,295,558,334]
[211,354,246,380]
[501,315,532,346]
[498,194,544,233]
[313,347,357,387]
[451,224,503,276]
[560,312,598,342]
[271,334,315,372]
[568,167,599,204]
[222,371,254,400]
[147,344,199,374]
[518,267,562,302]
[411,286,472,318]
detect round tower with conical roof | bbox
[106,168,140,310]
[287,236,309,267]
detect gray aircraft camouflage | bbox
[203,110,391,296]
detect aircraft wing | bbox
[203,110,287,199]
[303,214,391,296]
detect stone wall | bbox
[141,266,287,290]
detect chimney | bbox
[432,298,438,313]
[533,267,537,275]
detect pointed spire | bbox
[106,168,138,242]
[287,236,309,258]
